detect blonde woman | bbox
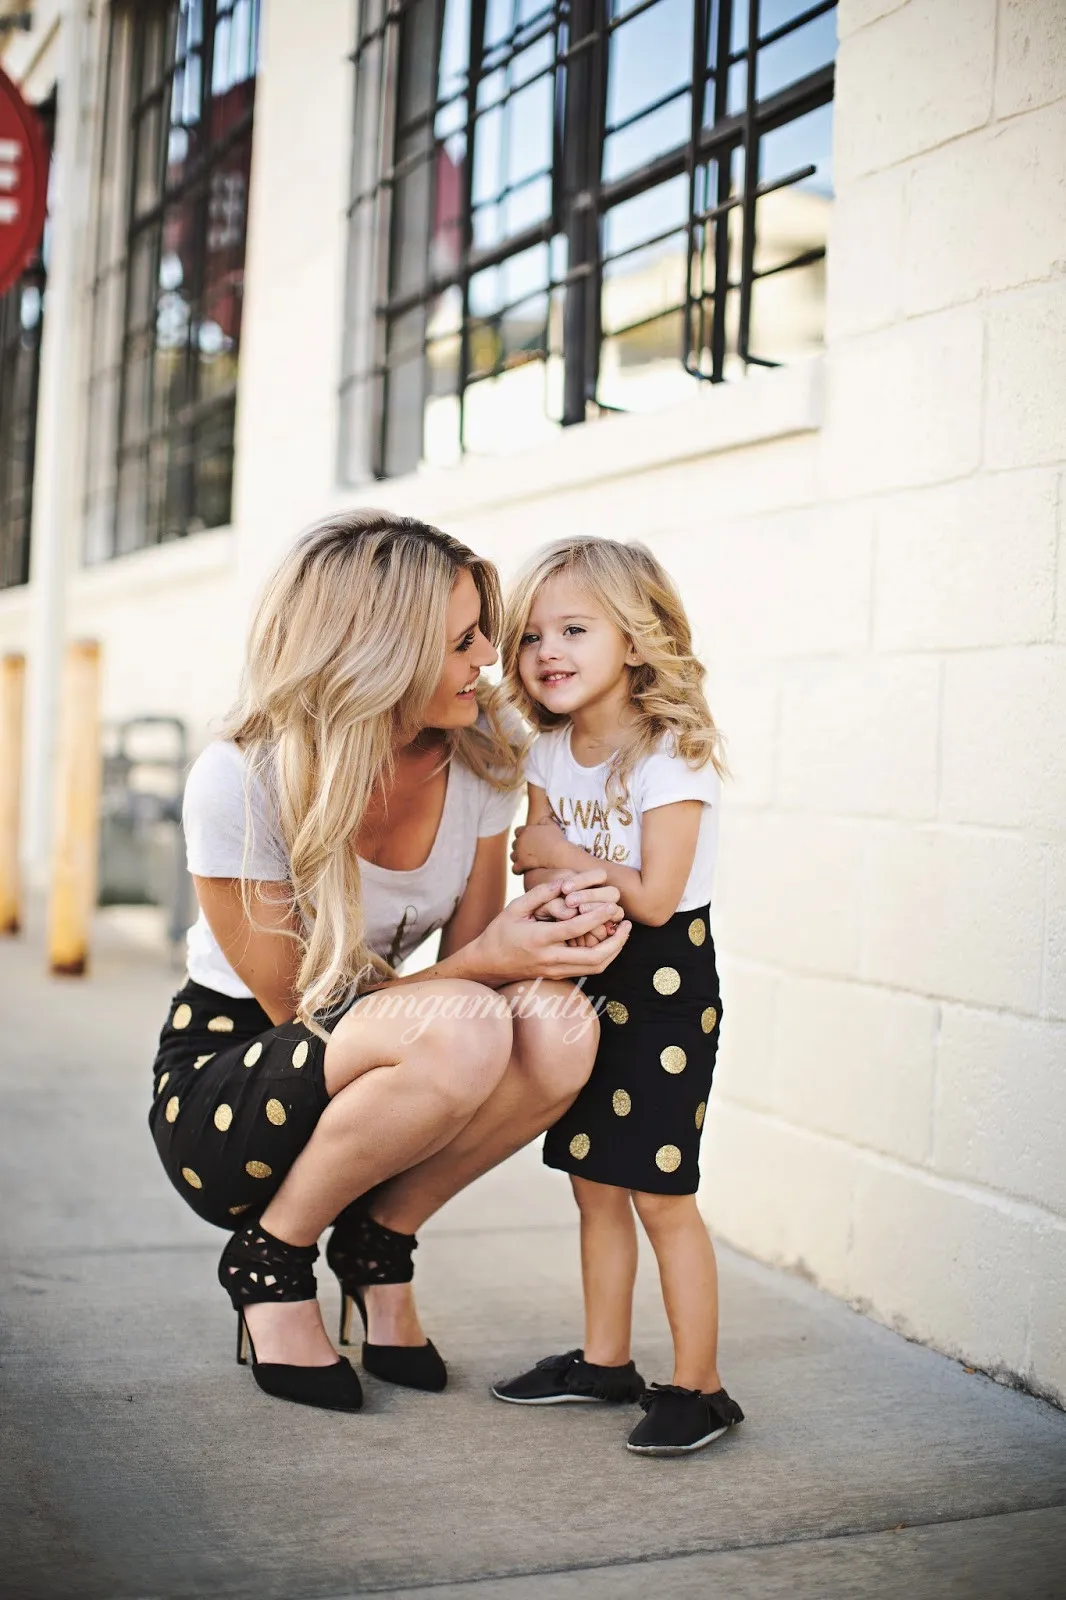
[149,512,630,1413]
[491,537,744,1457]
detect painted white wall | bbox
[0,0,1063,1400]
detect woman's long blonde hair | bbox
[502,536,726,797]
[221,510,521,1031]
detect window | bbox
[0,97,53,591]
[342,0,835,481]
[84,0,258,562]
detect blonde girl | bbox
[491,536,744,1456]
[150,511,631,1414]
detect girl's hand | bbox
[471,876,631,984]
[535,881,623,930]
[510,819,571,874]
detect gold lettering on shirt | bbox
[551,790,633,864]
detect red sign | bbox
[0,64,48,299]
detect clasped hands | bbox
[512,819,619,949]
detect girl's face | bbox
[421,568,498,730]
[518,572,637,718]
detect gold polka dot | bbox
[701,1006,718,1034]
[695,1101,707,1130]
[156,1072,169,1094]
[193,1054,214,1070]
[214,1103,233,1132]
[612,1089,632,1117]
[569,1133,590,1161]
[660,1045,687,1074]
[605,1001,629,1025]
[172,1003,192,1030]
[655,1144,682,1173]
[181,1166,202,1189]
[228,1203,251,1215]
[244,1041,263,1067]
[291,1040,309,1069]
[265,1098,287,1127]
[653,966,681,996]
[164,1095,180,1123]
[688,917,707,947]
[245,1160,272,1179]
[207,1015,234,1033]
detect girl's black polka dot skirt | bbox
[543,904,721,1197]
[148,979,333,1229]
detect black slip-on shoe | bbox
[626,1383,744,1455]
[492,1349,645,1405]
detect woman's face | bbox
[420,568,498,730]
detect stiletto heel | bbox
[327,1200,447,1392]
[219,1222,363,1412]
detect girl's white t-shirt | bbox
[525,727,720,912]
[182,739,520,998]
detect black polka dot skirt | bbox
[149,979,338,1230]
[543,905,721,1197]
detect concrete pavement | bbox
[2,919,1065,1600]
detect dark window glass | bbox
[342,0,835,480]
[0,99,53,591]
[85,0,258,561]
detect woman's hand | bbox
[471,874,631,984]
[510,819,572,874]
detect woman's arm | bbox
[512,796,704,927]
[438,832,509,958]
[192,876,302,1024]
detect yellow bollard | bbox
[0,652,26,935]
[48,639,103,976]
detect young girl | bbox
[491,536,744,1456]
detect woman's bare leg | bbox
[363,980,598,1345]
[572,1177,638,1366]
[242,980,512,1366]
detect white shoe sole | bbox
[491,1388,608,1405]
[626,1423,731,1455]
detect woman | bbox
[149,510,631,1412]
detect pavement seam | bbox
[312,1501,1066,1598]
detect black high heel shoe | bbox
[218,1221,364,1412]
[326,1200,447,1392]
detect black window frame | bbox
[343,0,836,482]
[0,94,54,591]
[86,0,258,562]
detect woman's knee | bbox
[326,979,511,1107]
[507,981,600,1103]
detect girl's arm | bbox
[513,789,704,927]
[193,876,302,1023]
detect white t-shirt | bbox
[182,739,520,997]
[525,727,719,913]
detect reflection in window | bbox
[0,98,53,590]
[84,0,258,562]
[342,0,835,481]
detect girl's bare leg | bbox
[364,981,599,1345]
[243,980,512,1366]
[632,1190,721,1392]
[571,1177,638,1367]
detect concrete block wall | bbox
[700,0,1066,1402]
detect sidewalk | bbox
[2,922,1065,1600]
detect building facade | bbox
[0,0,1063,1402]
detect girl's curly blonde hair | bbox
[502,536,726,799]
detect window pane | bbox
[607,0,693,129]
[757,7,836,99]
[85,1,257,556]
